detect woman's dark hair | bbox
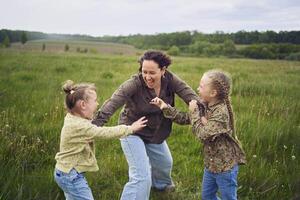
[138,51,172,71]
[62,80,96,110]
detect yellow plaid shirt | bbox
[55,113,132,173]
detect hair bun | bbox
[62,80,75,94]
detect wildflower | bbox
[5,124,9,127]
[292,155,296,160]
[283,145,287,150]
[253,155,257,158]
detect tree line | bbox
[1,29,300,60]
[99,30,300,48]
[0,29,48,46]
[99,30,300,60]
[0,29,99,47]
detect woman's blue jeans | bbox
[202,165,239,200]
[120,135,173,200]
[54,168,94,200]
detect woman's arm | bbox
[171,72,200,104]
[92,78,138,126]
[170,72,206,116]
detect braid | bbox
[206,70,236,136]
[224,95,235,136]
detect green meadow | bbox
[0,40,299,200]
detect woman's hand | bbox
[130,116,148,133]
[150,97,168,110]
[189,100,198,112]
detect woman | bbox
[92,51,201,200]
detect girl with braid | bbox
[150,70,246,200]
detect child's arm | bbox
[189,101,230,141]
[150,97,190,125]
[86,117,147,139]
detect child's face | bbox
[197,75,214,103]
[83,90,99,120]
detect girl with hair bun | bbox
[54,80,147,200]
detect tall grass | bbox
[0,47,299,200]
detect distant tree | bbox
[42,43,46,51]
[21,31,27,44]
[208,31,230,43]
[64,44,69,51]
[192,31,207,43]
[203,44,222,56]
[222,39,236,55]
[0,30,7,43]
[189,41,211,55]
[239,45,275,59]
[167,45,180,56]
[76,47,81,52]
[3,35,10,47]
[285,52,300,61]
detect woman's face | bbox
[141,60,165,89]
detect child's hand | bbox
[131,116,148,133]
[189,100,198,112]
[150,97,168,110]
[201,116,208,125]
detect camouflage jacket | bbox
[162,101,246,173]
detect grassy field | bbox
[0,40,299,200]
[9,40,142,55]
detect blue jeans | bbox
[54,168,94,200]
[120,135,173,200]
[202,165,239,200]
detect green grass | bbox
[9,39,142,56]
[0,43,299,200]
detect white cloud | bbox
[0,0,299,36]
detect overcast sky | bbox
[1,0,299,36]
